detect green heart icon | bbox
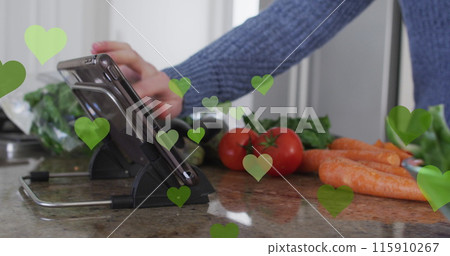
[210,223,239,238]
[417,165,450,212]
[0,60,26,99]
[217,101,231,114]
[242,154,273,182]
[387,106,432,145]
[167,185,191,208]
[251,74,274,95]
[169,77,191,98]
[156,130,179,150]
[187,127,205,144]
[74,117,110,150]
[229,106,245,120]
[202,96,219,111]
[317,185,354,217]
[24,25,67,65]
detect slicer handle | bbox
[30,171,49,182]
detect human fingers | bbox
[132,72,172,98]
[154,98,182,118]
[132,73,182,117]
[91,41,132,54]
[118,65,141,83]
[107,49,157,77]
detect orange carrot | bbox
[383,142,413,159]
[373,139,384,148]
[358,161,413,179]
[330,137,384,151]
[319,158,426,201]
[298,149,401,172]
[330,137,411,160]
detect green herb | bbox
[24,82,88,155]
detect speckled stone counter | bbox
[0,156,449,238]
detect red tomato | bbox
[253,127,303,176]
[218,128,258,171]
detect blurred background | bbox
[0,0,414,144]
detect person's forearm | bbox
[398,0,450,124]
[163,0,373,116]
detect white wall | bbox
[0,0,109,77]
[0,0,109,132]
[108,0,232,70]
[307,0,401,143]
[107,0,259,113]
[398,24,415,111]
[0,0,234,85]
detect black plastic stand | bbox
[88,138,214,209]
[88,138,143,180]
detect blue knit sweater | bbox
[163,0,450,123]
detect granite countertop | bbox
[0,156,449,238]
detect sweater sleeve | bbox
[163,0,374,117]
[397,0,450,124]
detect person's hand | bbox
[91,41,182,118]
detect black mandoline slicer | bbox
[20,54,214,209]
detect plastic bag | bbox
[1,71,89,155]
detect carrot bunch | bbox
[298,137,425,201]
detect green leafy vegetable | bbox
[24,82,88,155]
[387,104,450,170]
[243,115,334,149]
